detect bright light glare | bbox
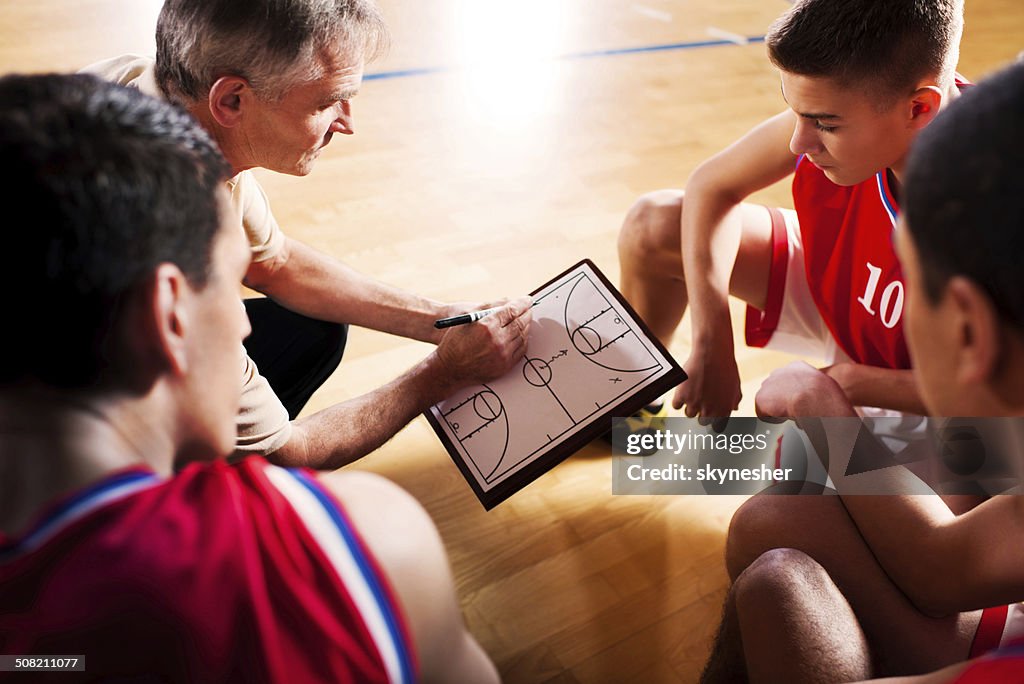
[449,0,570,128]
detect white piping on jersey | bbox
[264,465,409,684]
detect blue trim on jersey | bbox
[989,643,1024,657]
[876,171,899,227]
[0,469,159,561]
[290,469,415,684]
[795,153,806,170]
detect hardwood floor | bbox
[2,1,1022,680]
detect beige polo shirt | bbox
[82,54,293,456]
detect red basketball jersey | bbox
[792,157,910,368]
[0,459,417,683]
[955,640,1024,683]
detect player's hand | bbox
[673,342,742,430]
[754,361,857,420]
[435,296,533,386]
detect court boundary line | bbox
[365,35,767,82]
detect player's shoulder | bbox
[316,469,448,594]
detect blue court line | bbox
[365,35,766,82]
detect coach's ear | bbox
[907,85,943,131]
[947,276,1000,386]
[206,75,251,128]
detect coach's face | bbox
[782,72,921,187]
[243,47,364,176]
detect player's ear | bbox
[907,85,943,131]
[206,75,251,128]
[142,263,192,377]
[948,276,1001,386]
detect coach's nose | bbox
[330,101,354,135]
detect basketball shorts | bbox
[744,205,850,364]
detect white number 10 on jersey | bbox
[856,262,904,329]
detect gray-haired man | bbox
[86,0,533,469]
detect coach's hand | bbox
[436,296,533,386]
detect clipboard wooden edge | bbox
[423,258,687,510]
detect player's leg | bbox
[702,548,872,683]
[243,297,348,419]
[726,494,980,675]
[617,190,774,345]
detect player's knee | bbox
[733,548,824,609]
[725,493,790,580]
[618,190,685,264]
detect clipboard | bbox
[425,259,686,509]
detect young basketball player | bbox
[617,0,965,425]
[704,60,1024,682]
[0,74,497,683]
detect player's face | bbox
[242,48,364,176]
[781,72,919,187]
[182,189,252,458]
[896,221,959,415]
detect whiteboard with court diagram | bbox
[425,259,686,509]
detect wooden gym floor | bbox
[2,1,1023,681]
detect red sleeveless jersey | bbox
[0,459,417,683]
[793,157,910,368]
[955,639,1024,683]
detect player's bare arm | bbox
[823,363,927,415]
[675,109,799,420]
[756,362,1024,617]
[841,491,1024,617]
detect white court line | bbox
[632,5,673,23]
[706,26,749,45]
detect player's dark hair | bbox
[904,61,1024,328]
[0,73,231,388]
[766,0,963,100]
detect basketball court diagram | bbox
[428,261,678,495]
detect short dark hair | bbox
[904,61,1024,328]
[766,0,963,99]
[155,0,389,102]
[0,73,231,388]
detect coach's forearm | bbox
[246,237,446,343]
[269,352,460,470]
